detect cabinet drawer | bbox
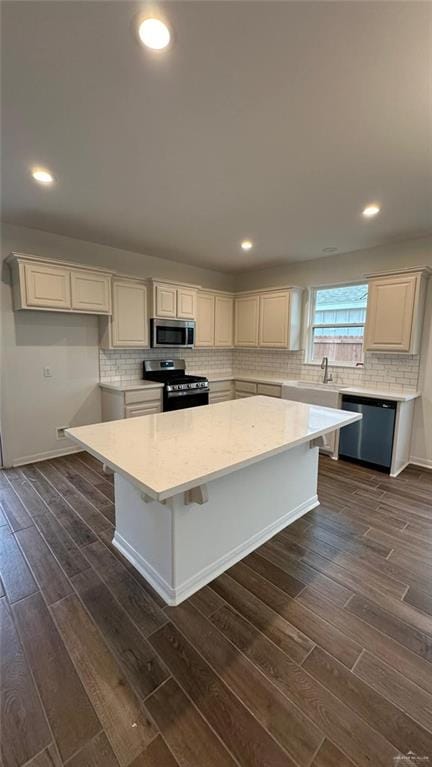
[234,380,257,394]
[210,380,233,394]
[209,392,233,404]
[125,403,161,418]
[235,392,255,399]
[257,383,281,398]
[125,389,163,405]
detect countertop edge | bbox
[99,376,420,402]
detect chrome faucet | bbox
[320,356,333,384]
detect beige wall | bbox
[0,223,233,466]
[234,235,432,291]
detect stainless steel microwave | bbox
[150,318,195,348]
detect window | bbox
[307,283,368,366]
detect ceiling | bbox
[1,1,431,272]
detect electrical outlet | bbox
[43,367,53,378]
[56,427,68,440]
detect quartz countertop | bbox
[99,381,164,392]
[99,374,420,402]
[66,397,360,501]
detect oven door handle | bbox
[166,390,209,398]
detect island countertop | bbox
[66,396,361,501]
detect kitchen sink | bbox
[281,380,346,409]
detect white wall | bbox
[0,223,234,466]
[235,235,432,468]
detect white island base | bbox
[112,442,319,606]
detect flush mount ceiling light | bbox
[138,18,171,50]
[322,247,338,253]
[241,240,253,251]
[362,204,381,218]
[31,167,54,185]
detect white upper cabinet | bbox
[259,291,290,348]
[24,262,71,309]
[234,295,260,347]
[214,295,234,347]
[196,291,234,348]
[154,283,177,318]
[8,254,112,314]
[71,270,111,314]
[196,292,215,347]
[234,288,302,349]
[364,271,428,354]
[152,282,197,319]
[177,287,197,319]
[103,279,148,348]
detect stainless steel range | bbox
[143,359,209,412]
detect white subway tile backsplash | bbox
[99,347,420,393]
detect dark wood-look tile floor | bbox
[1,452,432,766]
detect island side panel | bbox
[171,442,319,601]
[111,442,319,606]
[112,474,174,598]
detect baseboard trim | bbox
[409,457,432,470]
[9,446,83,468]
[114,494,319,606]
[390,461,410,478]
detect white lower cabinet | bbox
[101,387,162,421]
[209,380,233,404]
[234,380,257,398]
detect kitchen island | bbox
[66,397,361,605]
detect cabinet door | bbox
[234,296,259,347]
[71,271,111,313]
[214,296,234,347]
[365,275,417,352]
[195,292,215,347]
[259,291,290,348]
[155,284,177,318]
[24,263,71,309]
[112,281,148,348]
[177,288,197,319]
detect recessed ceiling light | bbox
[241,240,253,251]
[322,247,338,253]
[32,168,54,185]
[138,18,171,50]
[362,204,380,218]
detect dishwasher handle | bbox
[341,395,397,410]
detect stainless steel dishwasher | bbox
[339,395,397,472]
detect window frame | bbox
[305,282,368,368]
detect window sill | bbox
[304,361,365,370]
